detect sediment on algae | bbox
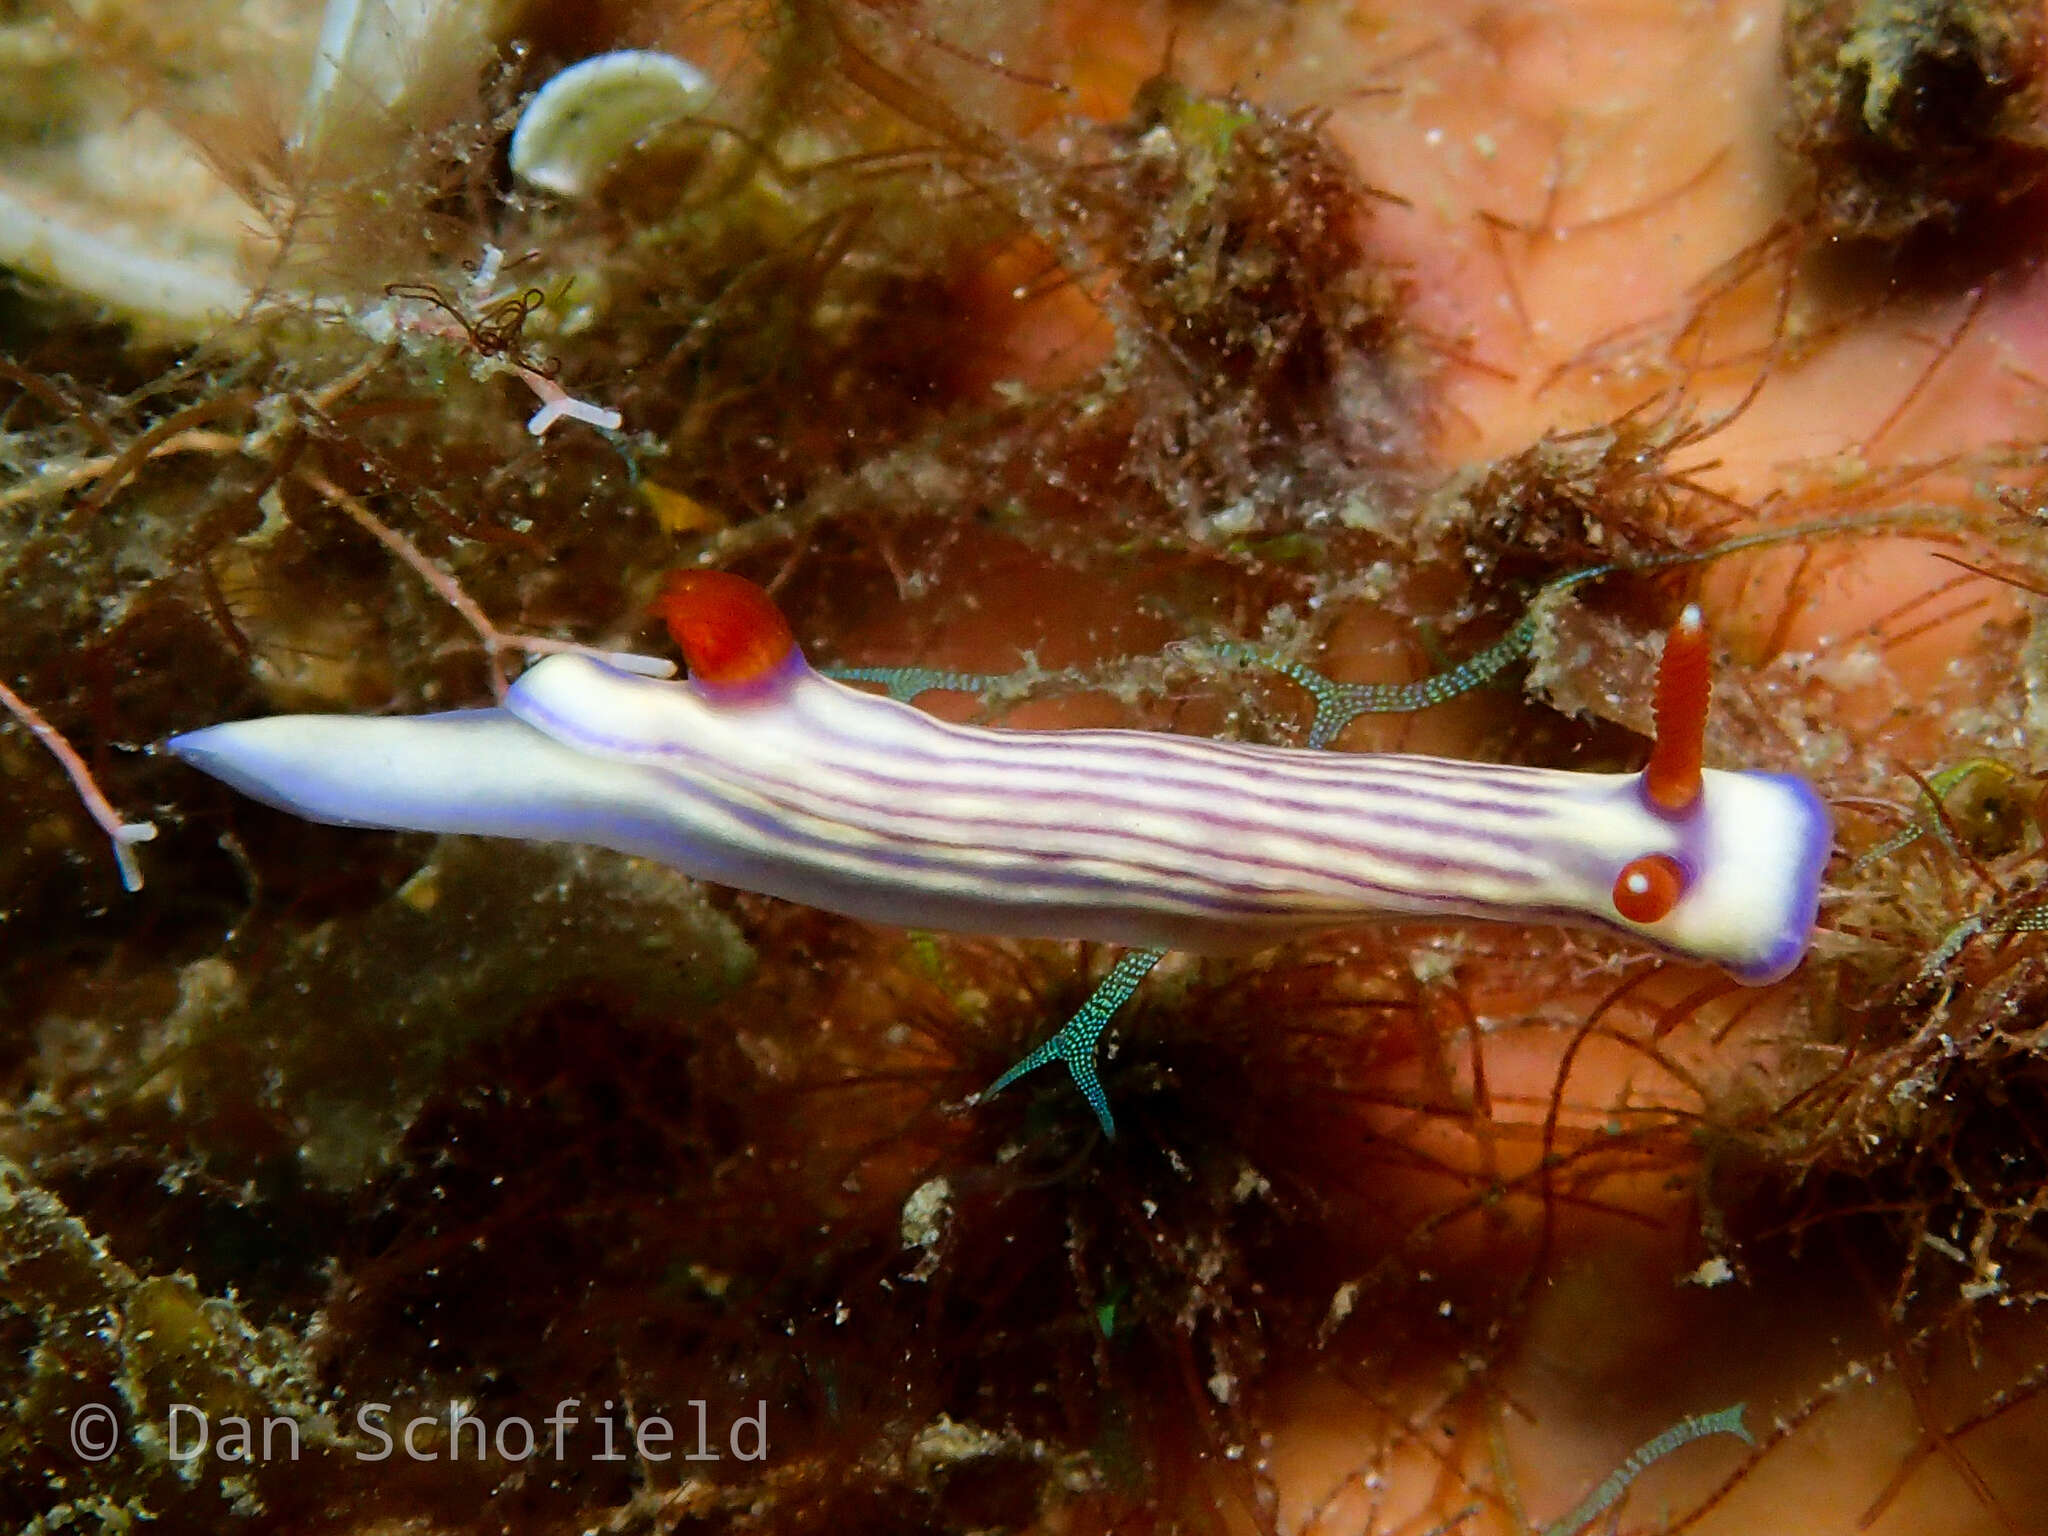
[1781,0,2048,245]
[6,1,2048,1532]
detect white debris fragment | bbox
[511,50,713,198]
[1681,1255,1736,1288]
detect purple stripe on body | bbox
[778,730,1576,830]
[632,759,1574,916]
[517,681,1594,852]
[507,663,1620,923]
[706,743,1567,854]
[795,698,1586,807]
[700,770,1565,892]
[583,710,1580,892]
[810,687,1573,786]
[541,662,1596,816]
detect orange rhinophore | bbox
[1642,603,1710,816]
[652,570,799,687]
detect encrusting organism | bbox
[1781,0,2048,245]
[166,567,1830,1136]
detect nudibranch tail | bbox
[167,709,650,841]
[652,569,801,693]
[1643,603,1710,816]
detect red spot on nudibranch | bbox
[652,570,799,687]
[1611,853,1686,924]
[1643,603,1710,815]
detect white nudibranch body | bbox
[168,613,1831,986]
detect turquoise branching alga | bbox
[6,1,2048,1533]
